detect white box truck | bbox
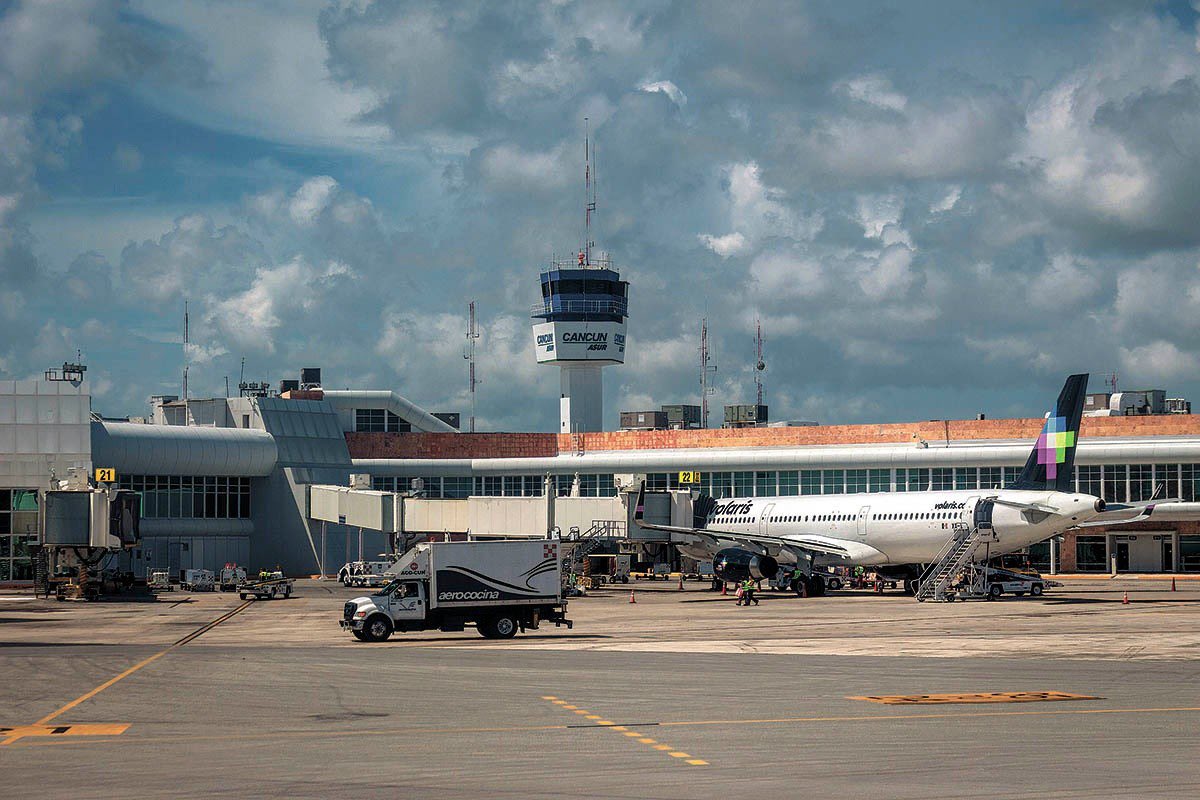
[340,539,572,642]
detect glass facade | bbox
[0,489,38,581]
[1076,535,1108,572]
[1076,465,1101,497]
[117,476,250,519]
[354,409,410,433]
[1182,535,1200,573]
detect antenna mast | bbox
[1107,371,1119,394]
[753,317,766,407]
[700,317,717,429]
[465,300,481,433]
[583,117,596,266]
[183,300,190,425]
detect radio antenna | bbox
[700,317,717,428]
[183,300,190,425]
[582,117,597,266]
[753,317,766,407]
[464,300,481,432]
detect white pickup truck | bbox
[950,567,1062,600]
[340,539,572,642]
[981,567,1061,598]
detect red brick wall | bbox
[346,432,559,459]
[345,414,1200,460]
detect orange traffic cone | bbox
[721,582,727,595]
[629,588,636,604]
[1172,577,1177,592]
[678,575,685,591]
[1122,590,1129,605]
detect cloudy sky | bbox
[3,0,1200,428]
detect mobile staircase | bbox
[916,522,983,602]
[562,520,626,566]
[561,520,626,585]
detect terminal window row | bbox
[0,488,38,581]
[372,464,1200,504]
[354,409,410,433]
[116,475,251,519]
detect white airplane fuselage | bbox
[676,490,1101,567]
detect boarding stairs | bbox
[916,523,983,602]
[561,520,627,580]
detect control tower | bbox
[532,128,629,433]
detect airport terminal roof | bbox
[91,420,277,476]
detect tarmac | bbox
[2,577,1200,798]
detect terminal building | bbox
[3,366,1200,584]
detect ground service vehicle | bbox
[148,570,173,592]
[238,571,293,600]
[639,563,673,581]
[340,539,572,642]
[338,560,394,588]
[946,567,1060,601]
[980,567,1060,598]
[181,569,215,591]
[219,564,247,591]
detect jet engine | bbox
[713,548,779,582]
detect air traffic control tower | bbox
[532,254,629,433]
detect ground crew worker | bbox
[741,578,758,606]
[854,565,866,588]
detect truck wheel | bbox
[989,584,1003,598]
[827,577,843,591]
[352,630,368,641]
[477,619,496,638]
[807,575,826,597]
[362,615,393,642]
[1031,583,1044,596]
[283,586,291,598]
[492,614,518,639]
[239,593,248,600]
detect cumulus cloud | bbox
[698,231,747,258]
[700,161,821,257]
[1119,341,1200,383]
[638,80,687,107]
[208,256,355,353]
[119,214,265,303]
[835,74,907,112]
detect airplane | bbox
[633,373,1200,596]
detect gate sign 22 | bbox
[678,471,701,485]
[94,467,117,483]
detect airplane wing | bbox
[1075,501,1200,528]
[631,484,860,559]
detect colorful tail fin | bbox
[1006,373,1088,492]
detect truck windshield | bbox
[373,579,402,597]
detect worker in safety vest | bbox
[741,578,758,606]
